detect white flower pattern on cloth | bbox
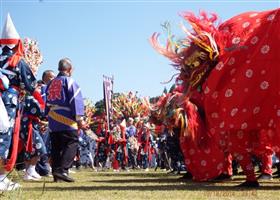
[261,45,270,54]
[31,81,37,88]
[246,60,251,64]
[201,160,207,167]
[225,89,233,97]
[267,14,276,21]
[237,155,244,161]
[204,149,211,154]
[200,9,280,154]
[211,112,219,118]
[237,131,244,139]
[232,37,240,44]
[4,150,9,158]
[241,122,248,130]
[230,68,236,75]
[277,110,280,117]
[231,108,238,117]
[212,91,218,99]
[36,143,42,149]
[31,108,37,114]
[245,69,253,78]
[228,57,235,65]
[242,22,250,28]
[217,163,224,170]
[215,62,224,71]
[11,97,17,105]
[204,86,210,94]
[260,81,269,90]
[268,119,274,127]
[219,121,225,128]
[250,36,259,45]
[185,159,191,165]
[253,107,260,114]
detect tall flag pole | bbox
[103,75,114,132]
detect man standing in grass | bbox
[46,58,86,182]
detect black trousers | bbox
[50,130,79,174]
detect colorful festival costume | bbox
[20,95,46,160]
[0,14,43,172]
[78,130,96,168]
[151,8,280,185]
[46,71,84,175]
[150,91,227,181]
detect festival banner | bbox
[103,75,114,131]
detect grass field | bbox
[1,169,280,200]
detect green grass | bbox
[1,169,280,200]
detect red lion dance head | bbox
[150,11,224,95]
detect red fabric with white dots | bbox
[203,8,280,135]
[180,102,226,181]
[180,135,226,181]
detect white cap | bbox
[1,13,20,49]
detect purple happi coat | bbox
[45,72,84,132]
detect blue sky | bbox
[0,0,279,102]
